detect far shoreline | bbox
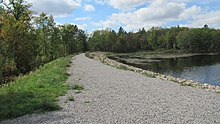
[107,50,220,59]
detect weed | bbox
[66,64,71,67]
[180,83,192,86]
[116,65,133,71]
[68,96,75,101]
[84,101,90,103]
[75,90,82,94]
[72,84,84,91]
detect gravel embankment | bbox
[2,53,220,124]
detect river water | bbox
[110,53,220,86]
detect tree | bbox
[164,28,177,49]
[1,0,34,73]
[109,30,117,51]
[204,24,208,29]
[50,27,63,60]
[88,26,220,53]
[115,27,127,52]
[147,27,160,50]
[176,30,191,50]
[0,0,88,84]
[0,38,3,83]
[75,29,87,52]
[60,24,77,54]
[88,30,104,51]
[35,13,56,62]
[211,29,220,51]
[0,6,3,82]
[136,28,148,50]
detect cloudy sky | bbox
[26,0,220,32]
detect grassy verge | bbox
[0,55,73,121]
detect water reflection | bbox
[111,54,220,86]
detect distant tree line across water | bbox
[1,0,220,84]
[88,26,220,53]
[0,0,87,84]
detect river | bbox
[109,53,220,86]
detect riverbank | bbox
[86,52,220,93]
[0,55,73,121]
[107,50,220,59]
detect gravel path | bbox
[2,54,220,124]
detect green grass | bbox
[180,83,193,86]
[116,65,133,71]
[0,55,73,121]
[72,84,84,91]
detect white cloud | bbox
[184,11,220,28]
[27,0,81,17]
[84,4,95,12]
[179,5,201,20]
[94,0,108,5]
[96,0,188,31]
[95,0,190,11]
[69,23,87,30]
[94,0,220,31]
[24,0,220,31]
[108,0,149,11]
[91,20,116,28]
[94,0,149,10]
[74,17,91,21]
[77,24,88,30]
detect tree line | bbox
[0,0,88,84]
[88,26,220,53]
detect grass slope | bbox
[0,55,73,121]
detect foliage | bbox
[0,55,72,121]
[0,0,87,84]
[88,26,220,53]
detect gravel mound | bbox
[2,54,220,124]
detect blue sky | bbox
[27,0,220,32]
